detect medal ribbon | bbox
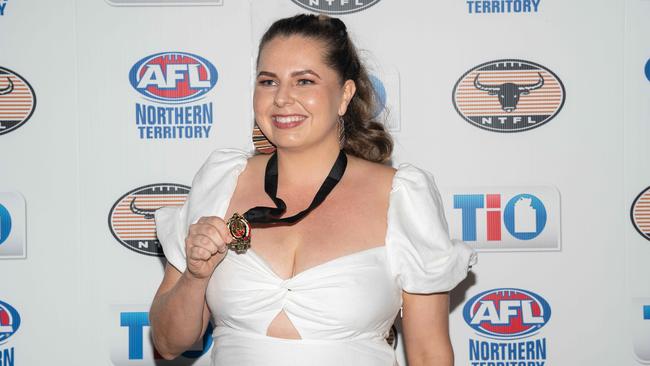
[242,150,347,225]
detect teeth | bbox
[273,116,305,123]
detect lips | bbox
[271,114,307,129]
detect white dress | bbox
[155,148,477,366]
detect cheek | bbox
[253,90,270,115]
[298,89,337,112]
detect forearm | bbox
[406,346,454,366]
[402,292,454,366]
[150,271,210,359]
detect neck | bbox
[275,140,342,188]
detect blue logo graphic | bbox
[120,311,212,360]
[0,204,12,246]
[645,59,650,82]
[0,300,21,344]
[644,305,650,320]
[503,194,547,240]
[369,75,387,119]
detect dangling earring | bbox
[339,117,346,145]
[252,121,276,154]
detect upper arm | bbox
[400,291,453,366]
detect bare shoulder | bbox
[238,153,271,182]
[345,154,396,192]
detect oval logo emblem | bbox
[463,288,551,339]
[109,184,190,256]
[290,0,381,14]
[0,300,21,344]
[0,66,36,136]
[631,186,650,241]
[453,59,565,132]
[128,52,218,103]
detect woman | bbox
[150,14,476,366]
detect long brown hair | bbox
[256,14,393,163]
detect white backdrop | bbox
[0,0,647,365]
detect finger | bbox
[201,216,234,244]
[189,223,223,244]
[186,234,220,255]
[189,245,212,261]
[196,216,213,224]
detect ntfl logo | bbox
[290,0,382,14]
[444,187,560,251]
[0,67,36,136]
[452,59,565,132]
[631,186,650,241]
[129,52,217,104]
[109,184,189,256]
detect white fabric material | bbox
[155,148,477,366]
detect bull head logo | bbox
[0,78,13,96]
[129,197,156,220]
[474,73,544,112]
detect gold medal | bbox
[226,213,251,254]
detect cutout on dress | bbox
[266,309,302,339]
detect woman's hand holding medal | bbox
[184,216,234,280]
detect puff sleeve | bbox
[386,164,477,294]
[154,148,251,273]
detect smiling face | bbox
[254,35,355,152]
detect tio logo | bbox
[0,204,11,246]
[632,299,650,364]
[454,193,546,241]
[368,66,401,132]
[0,192,26,259]
[369,75,387,119]
[445,187,560,252]
[645,58,650,83]
[119,311,212,361]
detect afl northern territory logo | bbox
[453,60,565,132]
[109,184,189,256]
[0,67,36,136]
[290,0,382,14]
[631,186,650,241]
[0,300,20,344]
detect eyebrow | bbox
[257,69,322,79]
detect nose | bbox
[273,83,294,107]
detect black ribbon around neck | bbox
[242,150,347,225]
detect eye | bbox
[257,79,277,86]
[297,79,315,86]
